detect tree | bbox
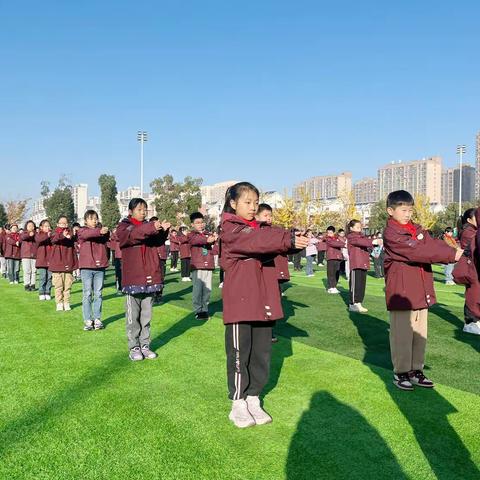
[338,189,359,227]
[179,176,203,217]
[0,203,7,226]
[6,200,29,225]
[412,194,437,231]
[368,200,388,233]
[432,201,474,237]
[311,210,342,232]
[43,178,75,224]
[150,175,182,224]
[273,191,296,228]
[98,174,121,229]
[294,186,311,229]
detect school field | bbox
[0,263,479,480]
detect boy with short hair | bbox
[188,212,217,319]
[383,190,463,390]
[326,226,345,294]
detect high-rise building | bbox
[200,181,239,205]
[353,177,378,205]
[72,184,88,220]
[377,156,442,205]
[441,168,455,206]
[293,172,352,202]
[454,164,476,204]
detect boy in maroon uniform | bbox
[325,226,345,294]
[20,220,38,291]
[188,212,217,319]
[35,219,53,301]
[383,190,463,390]
[177,226,192,282]
[169,229,180,272]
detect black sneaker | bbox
[408,370,434,388]
[195,312,209,320]
[393,373,414,391]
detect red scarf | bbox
[242,218,259,229]
[390,219,417,240]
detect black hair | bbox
[149,216,159,222]
[72,222,81,228]
[128,197,148,211]
[257,203,273,214]
[444,227,453,234]
[24,220,36,230]
[347,219,361,233]
[179,226,188,234]
[386,190,414,208]
[326,225,336,233]
[223,182,260,214]
[457,207,477,235]
[84,209,98,221]
[170,228,177,233]
[57,215,68,223]
[190,212,204,222]
[338,229,345,234]
[39,219,51,228]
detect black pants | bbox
[349,269,367,304]
[293,252,302,271]
[114,258,122,291]
[317,251,325,265]
[373,256,384,278]
[170,251,179,269]
[464,304,480,325]
[181,257,191,278]
[225,321,274,400]
[159,259,166,278]
[327,260,342,289]
[219,268,225,283]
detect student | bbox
[458,208,480,335]
[220,182,309,428]
[169,229,180,272]
[188,212,217,319]
[178,226,192,282]
[116,198,170,361]
[5,224,21,284]
[371,232,385,278]
[77,210,110,331]
[383,190,462,391]
[443,227,458,286]
[0,226,6,279]
[338,229,349,280]
[346,219,382,313]
[35,219,53,301]
[72,222,81,281]
[49,216,78,311]
[108,227,123,293]
[304,230,319,277]
[316,232,327,266]
[325,226,345,293]
[20,220,38,291]
[149,216,167,305]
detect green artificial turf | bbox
[0,263,479,479]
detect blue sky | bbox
[1,0,479,202]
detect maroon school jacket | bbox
[189,231,215,270]
[383,219,456,311]
[0,232,5,256]
[20,231,38,259]
[49,228,78,272]
[116,217,168,288]
[108,232,122,260]
[169,234,180,252]
[220,213,293,324]
[275,254,290,282]
[35,232,52,268]
[462,218,480,319]
[347,232,373,271]
[77,227,110,269]
[177,233,191,259]
[326,236,346,261]
[5,233,21,259]
[316,237,327,252]
[157,244,168,261]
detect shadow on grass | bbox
[286,391,409,480]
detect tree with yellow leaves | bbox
[273,190,296,228]
[412,193,437,230]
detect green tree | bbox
[0,203,7,226]
[98,174,121,229]
[43,178,75,224]
[150,174,182,224]
[311,210,342,232]
[179,176,203,217]
[433,202,474,237]
[368,200,388,233]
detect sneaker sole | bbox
[251,415,272,425]
[393,380,414,391]
[228,414,256,428]
[409,381,434,388]
[129,356,144,361]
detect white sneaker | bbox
[246,396,272,425]
[328,288,339,294]
[64,303,71,311]
[56,303,64,311]
[463,322,480,335]
[219,282,223,289]
[9,281,13,285]
[228,399,256,428]
[356,303,368,313]
[181,277,189,282]
[349,304,360,312]
[39,295,46,301]
[45,295,51,301]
